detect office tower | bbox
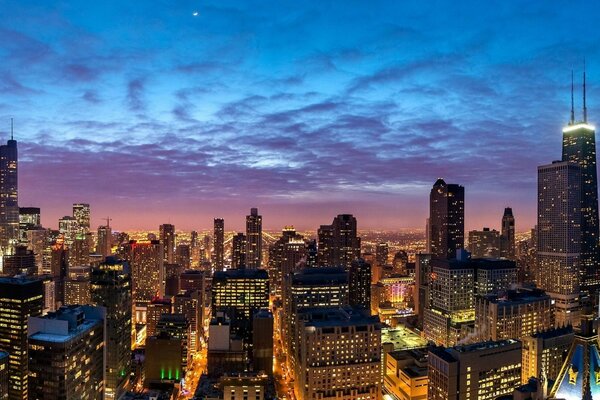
[173,290,202,353]
[392,250,409,274]
[164,263,182,296]
[521,326,573,384]
[18,207,40,245]
[207,314,245,376]
[179,269,204,293]
[376,242,389,266]
[294,306,381,400]
[159,224,175,264]
[90,258,132,400]
[268,226,303,294]
[40,275,56,314]
[316,224,334,266]
[97,224,112,257]
[245,208,262,269]
[371,275,415,323]
[50,241,68,307]
[64,265,91,305]
[415,253,432,328]
[305,239,317,268]
[537,161,581,326]
[145,332,183,385]
[231,233,246,269]
[58,216,78,246]
[69,235,90,266]
[0,351,7,400]
[26,228,46,274]
[146,297,172,338]
[252,310,273,374]
[0,276,43,400]
[331,214,361,268]
[211,268,269,349]
[157,313,190,371]
[0,131,18,258]
[190,230,200,268]
[202,234,211,262]
[428,339,522,400]
[2,245,35,276]
[175,244,191,270]
[280,238,306,291]
[72,203,91,233]
[129,240,163,322]
[383,348,429,400]
[215,375,269,400]
[429,179,465,260]
[467,228,500,258]
[562,75,600,294]
[500,207,516,259]
[349,258,371,310]
[475,288,554,342]
[28,305,104,400]
[213,218,224,271]
[473,258,518,295]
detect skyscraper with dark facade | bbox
[245,208,262,269]
[0,131,18,258]
[500,207,515,259]
[332,214,361,268]
[317,224,334,267]
[213,218,224,271]
[231,233,246,269]
[159,224,175,264]
[90,258,132,400]
[429,179,464,260]
[562,75,600,294]
[349,258,371,310]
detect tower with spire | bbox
[0,118,18,259]
[562,64,600,296]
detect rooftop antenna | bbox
[104,216,112,228]
[584,59,588,123]
[10,118,13,140]
[571,70,575,125]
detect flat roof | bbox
[29,319,101,344]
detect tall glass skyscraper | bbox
[0,130,18,258]
[429,179,464,260]
[245,208,262,269]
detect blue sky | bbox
[1,0,599,230]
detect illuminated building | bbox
[96,224,112,257]
[393,250,409,274]
[467,228,500,258]
[317,224,334,266]
[144,332,182,386]
[90,257,132,400]
[2,245,35,276]
[173,290,202,353]
[213,218,224,271]
[72,203,91,234]
[69,234,90,267]
[252,310,273,375]
[0,276,43,400]
[157,313,190,371]
[207,314,245,376]
[18,207,40,245]
[473,258,518,295]
[58,216,78,246]
[64,265,91,306]
[175,244,190,270]
[383,348,429,400]
[0,132,18,258]
[428,339,522,400]
[146,297,172,338]
[28,305,104,400]
[245,208,262,269]
[294,306,382,400]
[474,288,554,342]
[349,258,371,310]
[25,228,46,274]
[429,179,464,260]
[179,269,204,293]
[0,351,7,400]
[190,230,200,267]
[164,263,182,296]
[562,75,599,294]
[376,242,389,266]
[371,275,415,323]
[159,224,175,264]
[128,240,163,323]
[521,326,573,384]
[231,233,246,269]
[280,238,306,292]
[501,207,516,259]
[305,239,317,268]
[219,374,269,400]
[537,161,581,326]
[415,253,432,329]
[268,226,303,294]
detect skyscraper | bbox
[18,207,40,245]
[213,218,224,271]
[500,207,515,259]
[129,239,164,322]
[349,258,371,310]
[332,214,361,268]
[562,71,600,294]
[231,233,246,269]
[537,161,581,326]
[317,224,334,267]
[468,228,501,258]
[429,179,464,260]
[245,208,262,269]
[0,126,18,258]
[97,224,112,257]
[90,257,132,400]
[159,224,175,264]
[72,203,91,234]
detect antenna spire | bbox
[584,59,588,123]
[571,70,575,124]
[10,118,13,141]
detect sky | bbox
[1,1,599,232]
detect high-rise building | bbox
[521,326,573,384]
[2,245,35,276]
[231,233,246,269]
[537,161,581,326]
[415,253,432,328]
[245,208,262,269]
[280,238,306,294]
[349,258,371,310]
[96,225,112,257]
[0,132,18,258]
[157,313,190,371]
[128,240,163,322]
[316,224,334,266]
[72,203,91,234]
[562,74,600,294]
[176,244,191,270]
[18,207,40,245]
[252,309,273,375]
[500,207,516,259]
[468,228,500,258]
[429,179,464,260]
[90,257,132,399]
[0,276,44,400]
[294,306,381,400]
[268,226,303,294]
[164,263,183,296]
[383,348,430,400]
[376,242,389,266]
[64,265,91,306]
[173,290,202,353]
[144,332,182,385]
[332,214,361,268]
[28,305,104,400]
[58,216,78,246]
[179,269,204,293]
[213,218,224,271]
[146,297,172,338]
[159,224,175,264]
[428,339,522,400]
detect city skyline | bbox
[2,1,599,231]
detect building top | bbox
[531,325,574,340]
[291,267,348,285]
[432,257,516,270]
[451,339,520,354]
[299,306,381,329]
[478,288,550,305]
[28,305,104,343]
[213,268,269,280]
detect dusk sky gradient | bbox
[2,1,600,231]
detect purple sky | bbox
[2,1,600,231]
